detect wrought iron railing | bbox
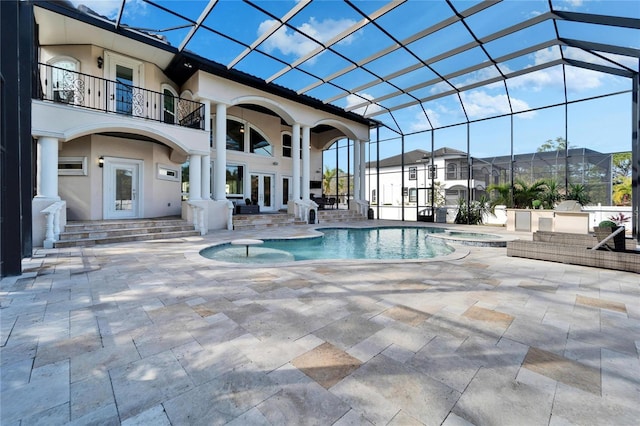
[36,63,205,130]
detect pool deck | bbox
[1,220,639,425]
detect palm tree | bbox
[566,183,591,206]
[486,182,512,210]
[540,179,562,209]
[322,166,336,196]
[513,179,546,209]
[613,176,631,206]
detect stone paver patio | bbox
[1,221,639,425]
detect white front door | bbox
[104,158,143,219]
[251,173,274,212]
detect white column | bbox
[359,140,366,200]
[301,125,311,200]
[189,154,202,201]
[292,123,301,201]
[215,103,227,200]
[202,99,211,132]
[201,154,211,199]
[36,136,60,199]
[354,139,361,202]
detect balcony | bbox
[36,63,205,130]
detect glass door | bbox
[282,176,291,208]
[115,65,134,115]
[251,173,274,211]
[103,158,142,219]
[106,52,143,116]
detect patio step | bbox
[55,217,199,247]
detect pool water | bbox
[200,227,455,264]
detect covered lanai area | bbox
[1,2,640,425]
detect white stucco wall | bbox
[57,134,183,220]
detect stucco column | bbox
[359,140,366,200]
[292,123,301,200]
[201,154,211,199]
[189,154,202,201]
[35,136,60,200]
[215,103,227,200]
[301,125,311,200]
[202,99,211,132]
[354,139,361,202]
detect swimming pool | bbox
[200,227,455,264]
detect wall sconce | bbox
[98,156,104,168]
[272,161,279,166]
[97,56,103,69]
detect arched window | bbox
[48,56,80,104]
[161,84,178,125]
[250,128,272,156]
[447,163,457,180]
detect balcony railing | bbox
[36,63,205,130]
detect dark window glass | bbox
[282,134,292,157]
[250,128,272,156]
[226,120,244,151]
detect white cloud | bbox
[506,47,609,93]
[345,93,384,116]
[409,107,439,131]
[259,17,357,62]
[460,90,535,119]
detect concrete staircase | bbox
[233,209,367,230]
[55,217,199,247]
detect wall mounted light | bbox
[97,56,103,69]
[272,161,279,166]
[183,62,193,69]
[98,156,104,168]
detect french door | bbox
[103,158,143,219]
[105,52,143,116]
[282,176,292,208]
[251,173,274,212]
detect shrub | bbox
[597,220,617,228]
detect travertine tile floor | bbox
[1,221,639,425]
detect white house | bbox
[29,3,371,247]
[366,148,489,222]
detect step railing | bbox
[41,200,66,248]
[36,63,205,130]
[187,202,207,236]
[352,199,369,217]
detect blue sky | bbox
[71,0,638,159]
